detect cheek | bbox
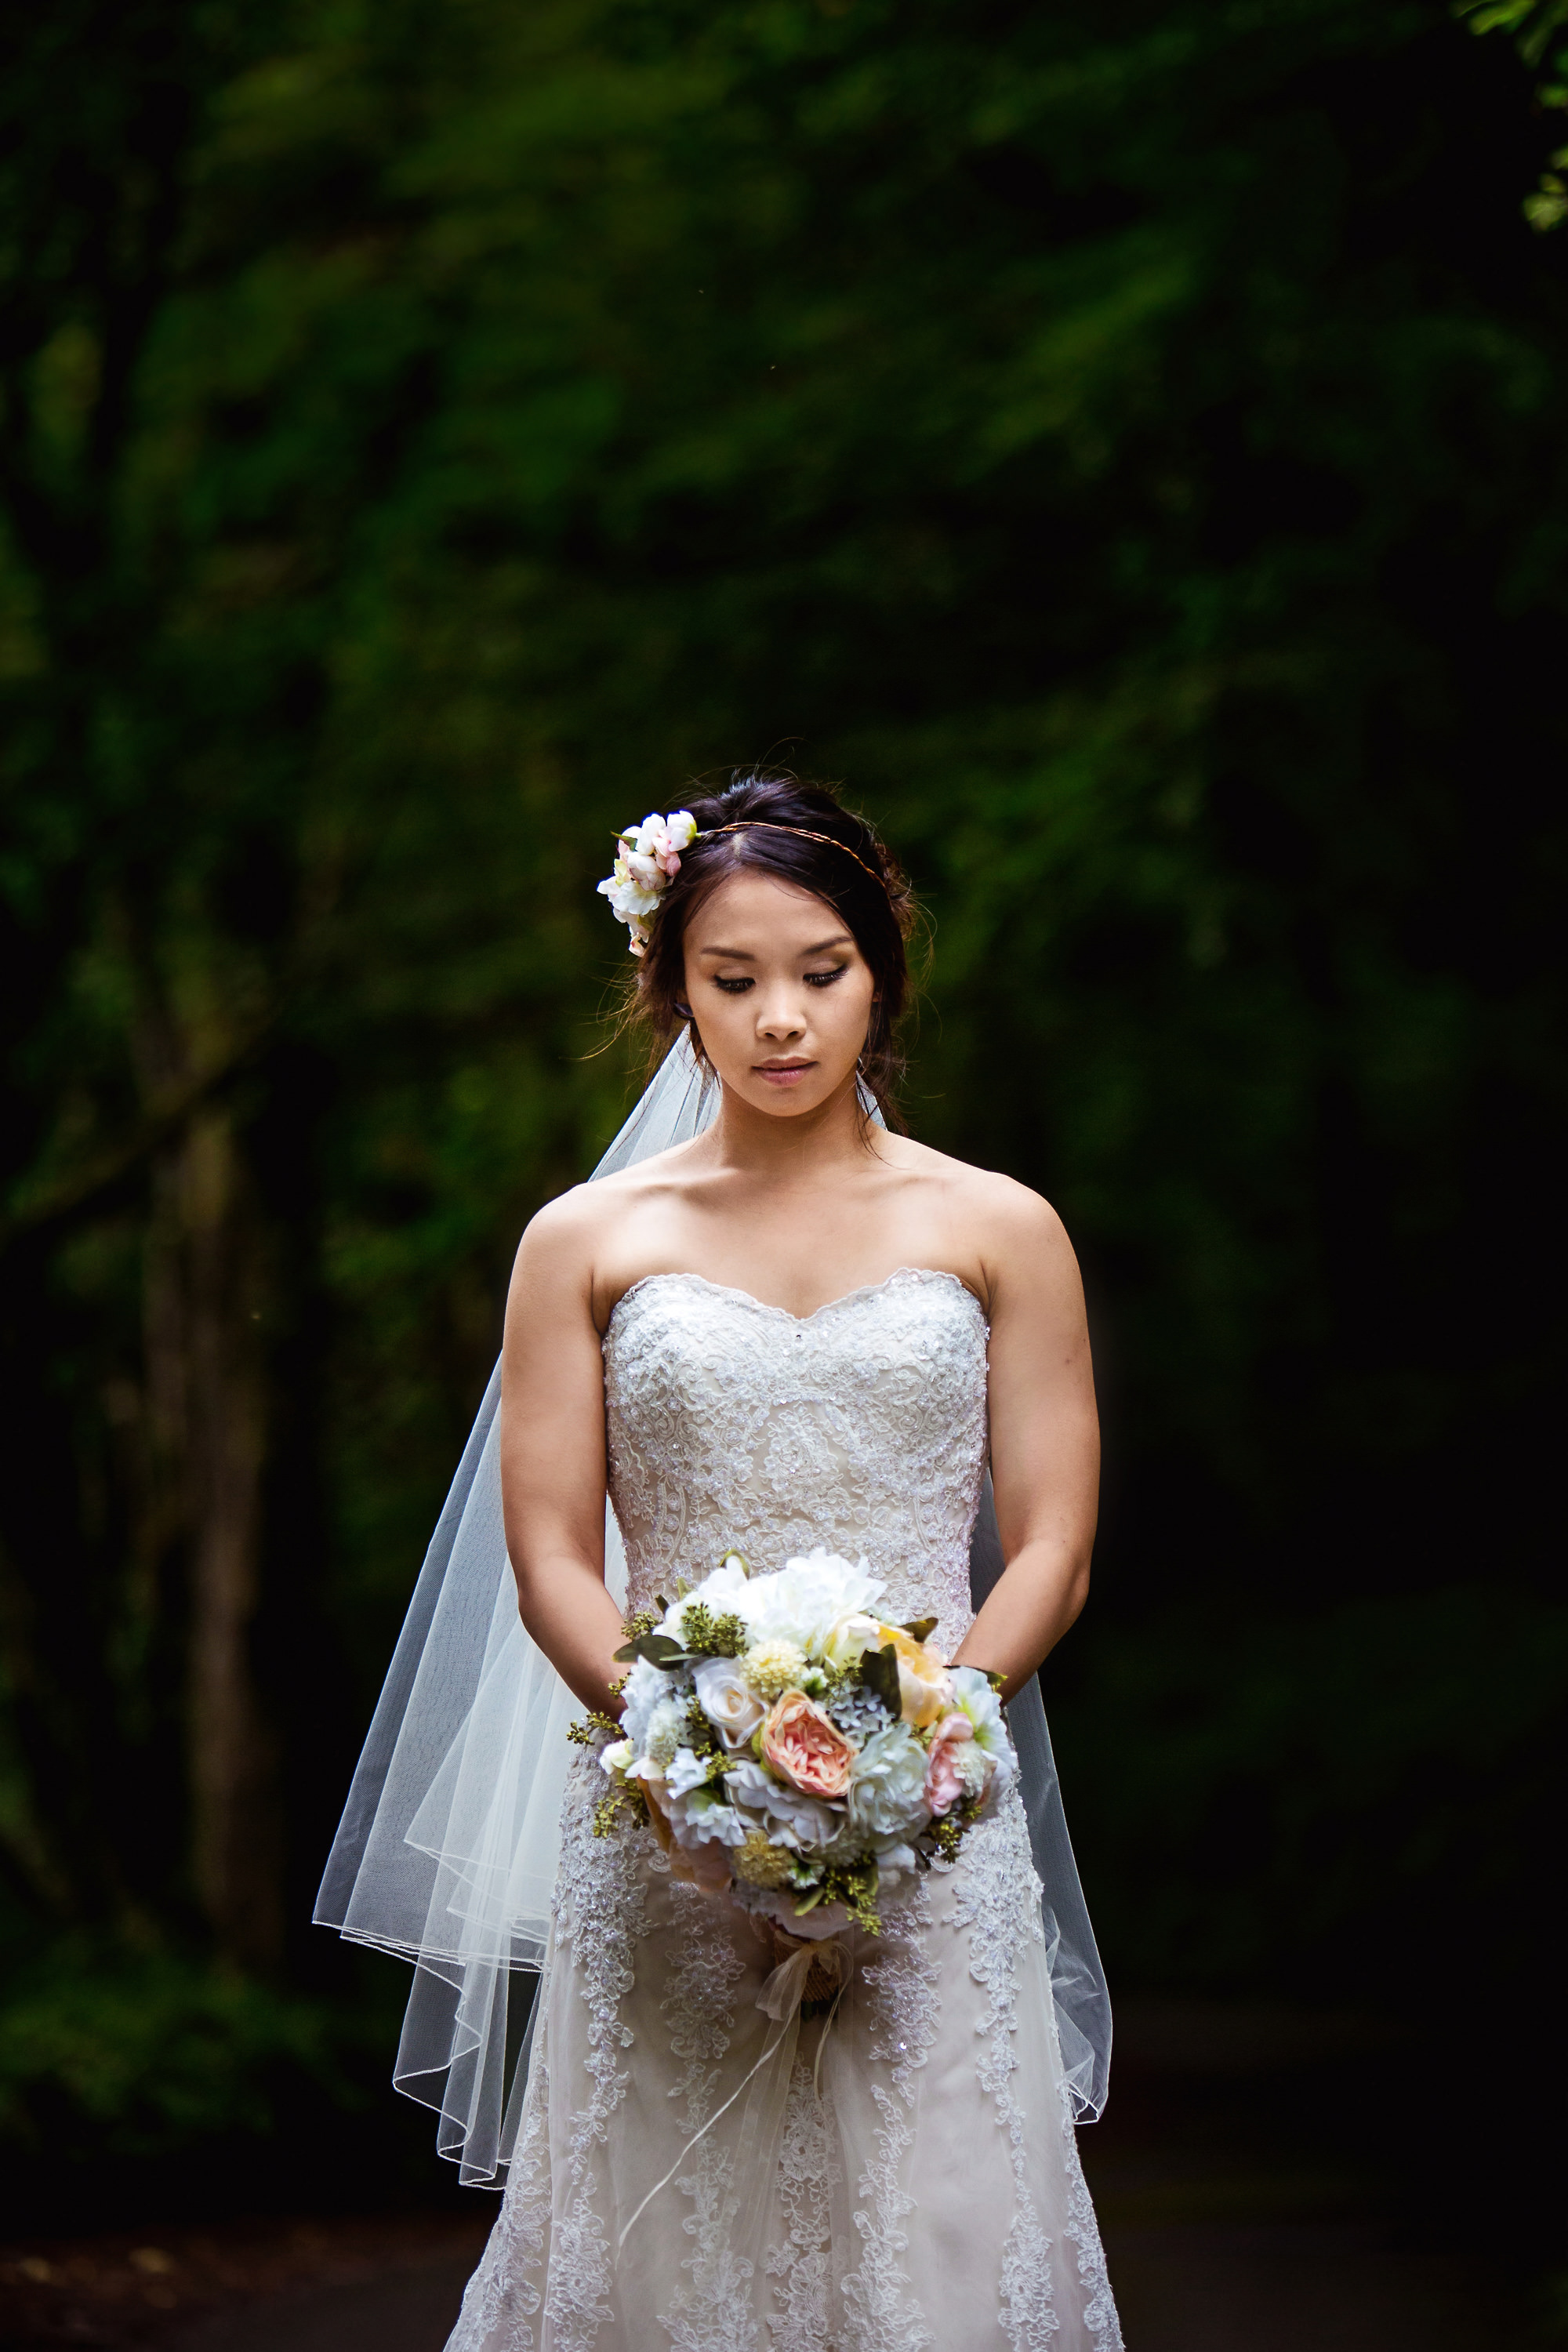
[830,975,877,1030]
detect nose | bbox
[754,982,807,1042]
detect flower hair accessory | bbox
[597,811,697,955]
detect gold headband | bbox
[696,821,884,889]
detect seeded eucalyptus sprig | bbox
[568,1709,622,1745]
[613,1597,748,1668]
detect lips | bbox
[755,1059,815,1086]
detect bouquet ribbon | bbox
[757,1936,840,2020]
[616,1933,849,2251]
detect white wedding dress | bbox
[445,1266,1122,2352]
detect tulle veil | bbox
[314,1033,1112,2185]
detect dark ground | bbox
[0,1999,1546,2350]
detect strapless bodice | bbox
[602,1266,989,1656]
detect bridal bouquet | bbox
[579,1549,1014,1936]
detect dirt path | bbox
[1,1999,1530,2350]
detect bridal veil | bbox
[314,1034,1112,2183]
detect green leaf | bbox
[899,1617,938,1644]
[859,1642,902,1718]
[612,1632,693,1668]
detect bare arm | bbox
[951,1189,1100,1701]
[499,1197,627,1718]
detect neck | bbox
[707,1066,877,1180]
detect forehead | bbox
[684,866,853,949]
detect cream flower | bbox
[822,1610,884,1669]
[731,1828,796,1889]
[642,1694,686,1770]
[740,1639,810,1700]
[878,1626,953,1730]
[693,1656,767,1750]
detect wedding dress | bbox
[443,1265,1123,2352]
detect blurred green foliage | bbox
[1460,0,1568,224]
[1,0,1565,2202]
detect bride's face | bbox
[681,869,877,1117]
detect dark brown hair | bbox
[630,771,918,1116]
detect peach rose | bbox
[924,1710,975,1816]
[881,1628,953,1730]
[762,1691,855,1800]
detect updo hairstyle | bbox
[631,772,917,1116]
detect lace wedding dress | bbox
[445,1267,1122,2352]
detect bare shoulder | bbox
[884,1134,1075,1255]
[510,1135,705,1289]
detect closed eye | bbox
[711,966,848,994]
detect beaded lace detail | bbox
[446,1269,1121,2352]
[656,1888,761,2350]
[840,1875,942,2352]
[764,2061,840,2351]
[605,1270,989,1658]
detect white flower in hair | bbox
[597,809,698,953]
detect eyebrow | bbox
[697,933,854,960]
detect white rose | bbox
[822,1610,884,1669]
[600,1737,633,1776]
[847,1722,931,1839]
[693,1657,767,1750]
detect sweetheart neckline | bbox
[606,1264,987,1335]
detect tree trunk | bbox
[151,1105,282,1968]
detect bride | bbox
[319,774,1123,2351]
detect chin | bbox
[744,1082,835,1116]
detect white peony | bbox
[693,1656,767,1750]
[847,1722,932,1839]
[738,1550,884,1656]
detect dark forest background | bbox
[2,0,1565,2277]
